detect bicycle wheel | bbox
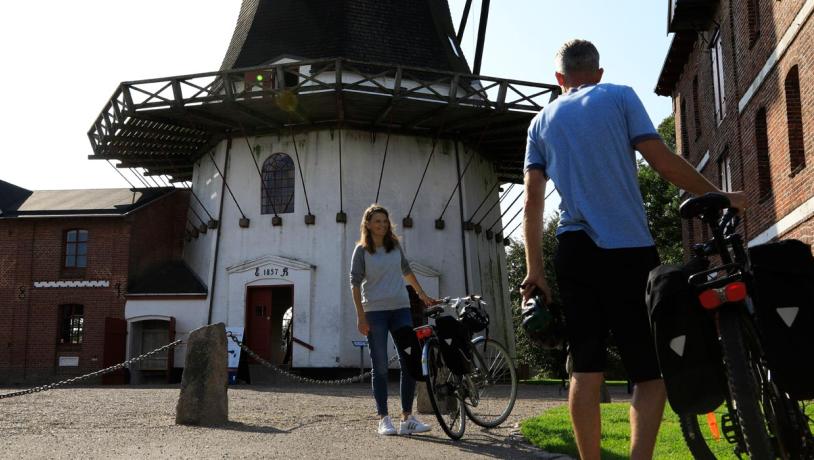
[464,337,517,428]
[763,378,814,458]
[678,414,717,460]
[425,338,466,440]
[718,307,774,459]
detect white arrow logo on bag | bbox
[403,347,411,355]
[776,307,799,327]
[670,335,686,357]
[445,338,453,346]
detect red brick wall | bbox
[672,0,813,250]
[0,190,190,384]
[127,190,189,285]
[0,218,130,384]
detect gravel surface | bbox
[0,382,631,459]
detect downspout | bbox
[207,133,232,324]
[23,220,36,380]
[455,140,470,293]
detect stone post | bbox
[416,382,433,414]
[176,323,229,426]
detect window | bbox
[719,150,733,192]
[692,76,702,139]
[710,30,727,124]
[58,304,84,345]
[755,108,773,198]
[785,66,806,174]
[747,0,761,46]
[64,229,88,268]
[680,98,691,157]
[261,153,295,214]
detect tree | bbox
[639,114,682,264]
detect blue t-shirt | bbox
[524,83,660,249]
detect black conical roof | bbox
[221,0,471,73]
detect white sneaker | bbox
[377,416,397,436]
[399,415,431,435]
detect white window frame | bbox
[719,153,732,192]
[711,30,727,124]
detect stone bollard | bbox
[176,323,229,426]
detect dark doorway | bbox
[245,285,293,364]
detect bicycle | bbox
[412,295,518,440]
[674,193,814,459]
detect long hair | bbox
[358,204,399,254]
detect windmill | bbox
[87,0,559,374]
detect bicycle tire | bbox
[719,307,774,459]
[464,337,517,428]
[678,413,717,460]
[425,338,466,440]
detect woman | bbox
[350,204,435,436]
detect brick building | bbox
[0,181,193,384]
[656,0,813,249]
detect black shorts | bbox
[554,230,661,383]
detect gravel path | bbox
[0,382,631,459]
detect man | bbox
[521,39,745,460]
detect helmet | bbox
[460,299,490,333]
[521,291,566,349]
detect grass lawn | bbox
[521,403,740,459]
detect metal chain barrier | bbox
[0,339,183,400]
[227,331,397,385]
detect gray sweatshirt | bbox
[350,243,413,312]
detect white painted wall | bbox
[179,127,513,368]
[124,298,209,365]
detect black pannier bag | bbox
[646,264,728,415]
[392,326,425,381]
[434,315,474,375]
[748,239,814,400]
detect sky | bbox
[0,0,674,236]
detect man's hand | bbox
[725,191,747,212]
[357,316,370,336]
[520,272,552,305]
[417,291,438,307]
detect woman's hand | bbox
[357,316,370,336]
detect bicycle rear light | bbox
[723,281,747,302]
[699,289,722,309]
[415,326,433,340]
[698,281,748,309]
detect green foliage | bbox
[521,403,738,459]
[658,114,676,152]
[507,215,567,379]
[638,114,682,265]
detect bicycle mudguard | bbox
[647,264,727,414]
[392,326,425,381]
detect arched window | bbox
[755,107,772,198]
[58,304,84,345]
[261,153,295,214]
[692,75,702,139]
[785,66,806,174]
[680,98,690,157]
[747,0,761,46]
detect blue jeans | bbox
[365,308,416,416]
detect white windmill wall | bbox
[179,126,514,368]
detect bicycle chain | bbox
[0,340,183,400]
[227,331,398,385]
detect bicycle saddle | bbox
[679,192,731,220]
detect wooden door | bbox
[102,317,127,385]
[246,287,273,361]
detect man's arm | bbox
[521,168,552,303]
[636,138,746,210]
